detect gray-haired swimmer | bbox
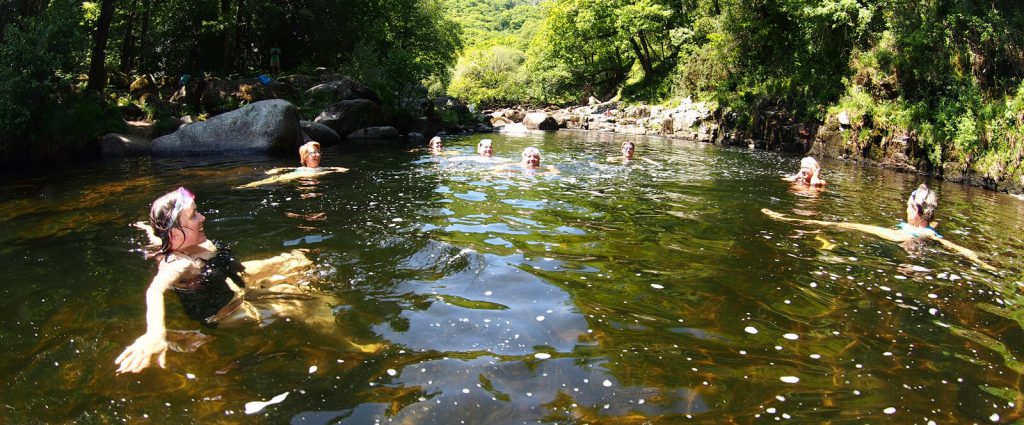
[762,184,994,271]
[783,157,826,187]
[115,187,380,374]
[237,141,348,189]
[478,139,493,157]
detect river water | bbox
[1,131,1022,423]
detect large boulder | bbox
[347,126,400,139]
[306,78,381,103]
[300,120,341,145]
[523,112,559,131]
[152,99,303,154]
[314,99,386,137]
[129,75,157,100]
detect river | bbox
[1,130,1022,423]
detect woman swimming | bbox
[784,157,826,187]
[237,141,348,189]
[115,187,374,374]
[762,184,993,270]
[608,141,660,165]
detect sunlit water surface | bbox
[2,131,1023,423]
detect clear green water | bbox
[1,131,1023,423]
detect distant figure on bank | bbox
[762,184,993,270]
[237,141,348,188]
[478,139,493,157]
[784,157,826,187]
[269,47,282,75]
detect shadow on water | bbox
[1,133,1023,422]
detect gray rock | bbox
[152,99,303,155]
[300,120,341,145]
[523,112,558,131]
[306,79,381,103]
[347,126,399,139]
[101,133,152,157]
[406,132,425,142]
[314,99,386,137]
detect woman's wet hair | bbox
[299,141,321,165]
[429,136,443,149]
[148,189,187,260]
[907,184,938,222]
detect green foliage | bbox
[448,45,527,107]
[0,0,110,164]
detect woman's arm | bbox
[934,238,996,271]
[114,266,179,374]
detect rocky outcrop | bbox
[314,99,386,138]
[101,133,152,157]
[152,99,303,155]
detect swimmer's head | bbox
[429,136,443,152]
[299,141,321,167]
[150,187,200,258]
[797,157,820,182]
[621,141,636,158]
[478,139,493,157]
[521,146,541,168]
[906,184,938,227]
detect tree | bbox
[86,0,115,92]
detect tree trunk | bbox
[87,0,116,92]
[120,0,139,73]
[138,0,152,72]
[221,0,234,72]
[629,36,654,76]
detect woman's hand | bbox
[115,332,168,374]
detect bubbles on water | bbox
[883,407,896,414]
[782,333,798,340]
[603,379,613,387]
[780,376,800,384]
[744,326,759,334]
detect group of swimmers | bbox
[115,141,993,375]
[766,156,993,270]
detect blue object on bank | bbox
[256,74,272,85]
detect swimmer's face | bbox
[173,203,207,249]
[479,144,493,157]
[303,148,321,168]
[429,138,443,152]
[797,164,815,182]
[522,150,541,168]
[622,143,635,158]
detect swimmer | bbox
[784,157,826,187]
[477,139,493,157]
[429,136,444,154]
[608,141,659,166]
[520,146,559,174]
[236,141,348,188]
[762,184,993,270]
[115,187,377,374]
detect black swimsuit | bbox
[171,249,246,328]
